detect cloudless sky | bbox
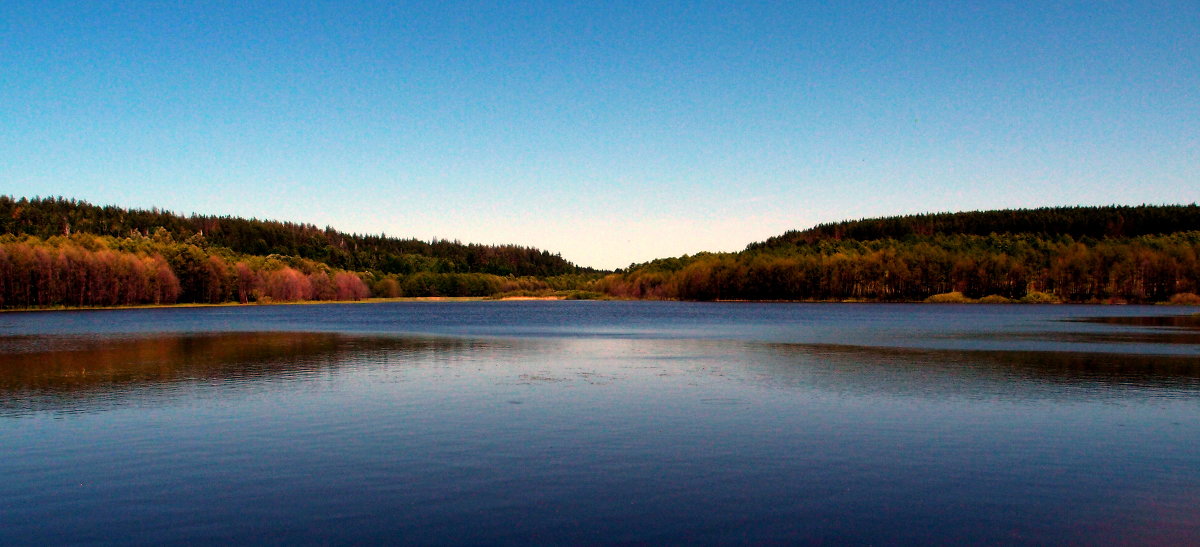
[3,1,1198,269]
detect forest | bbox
[0,196,585,277]
[4,198,1200,308]
[0,196,598,309]
[599,206,1200,304]
[753,204,1200,248]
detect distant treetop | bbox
[0,196,588,276]
[749,204,1200,250]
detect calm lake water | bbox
[2,302,1199,544]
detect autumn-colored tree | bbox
[234,262,256,303]
[263,267,313,301]
[333,272,370,301]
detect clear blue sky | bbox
[3,1,1197,269]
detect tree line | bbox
[0,233,375,308]
[0,229,603,309]
[752,204,1200,249]
[8,197,1198,307]
[599,232,1200,303]
[1,196,586,277]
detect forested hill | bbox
[0,196,584,276]
[749,205,1200,250]
[598,204,1200,303]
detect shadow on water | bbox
[1032,314,1200,345]
[905,312,1200,355]
[758,342,1200,396]
[723,312,1200,398]
[1067,314,1200,329]
[0,332,486,416]
[1002,331,1200,346]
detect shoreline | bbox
[0,296,481,314]
[0,295,580,314]
[2,296,1195,314]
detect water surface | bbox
[2,302,1198,544]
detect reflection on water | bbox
[1030,314,1200,346]
[4,327,1199,417]
[1,304,1198,544]
[0,332,488,416]
[1000,330,1200,346]
[1070,314,1200,329]
[759,343,1200,398]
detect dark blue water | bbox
[2,302,1199,544]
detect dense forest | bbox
[0,196,598,309]
[599,205,1200,304]
[0,196,584,277]
[5,198,1200,308]
[752,205,1200,248]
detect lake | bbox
[2,302,1198,544]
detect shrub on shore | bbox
[1020,291,1061,304]
[925,291,974,303]
[1167,292,1200,305]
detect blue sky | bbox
[3,1,1197,269]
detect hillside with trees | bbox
[0,196,584,277]
[599,205,1200,304]
[6,199,1200,309]
[0,196,597,309]
[752,205,1200,249]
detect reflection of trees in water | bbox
[752,342,1200,399]
[1036,314,1200,345]
[5,327,1199,415]
[0,332,483,416]
[1068,315,1200,330]
[990,330,1200,346]
[739,313,1200,399]
[1070,316,1200,328]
